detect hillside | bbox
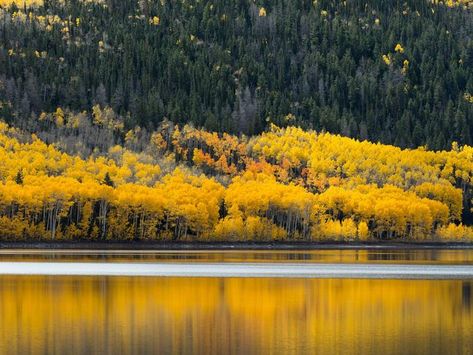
[0,0,472,242]
[0,120,472,241]
[0,0,472,149]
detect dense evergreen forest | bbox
[0,0,472,149]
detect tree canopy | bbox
[0,0,472,149]
[0,121,472,241]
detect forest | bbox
[0,0,472,149]
[0,119,472,242]
[0,0,472,242]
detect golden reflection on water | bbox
[2,248,473,264]
[0,276,472,355]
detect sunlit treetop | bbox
[0,0,42,6]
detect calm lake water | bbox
[0,249,472,355]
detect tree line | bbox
[0,0,472,149]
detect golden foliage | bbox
[0,121,472,241]
[394,43,404,53]
[0,0,43,6]
[436,223,473,240]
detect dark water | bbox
[0,249,472,355]
[1,248,473,263]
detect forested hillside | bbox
[1,0,472,149]
[0,120,472,241]
[0,0,472,241]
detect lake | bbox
[0,249,472,354]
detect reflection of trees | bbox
[0,276,472,354]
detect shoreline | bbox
[1,241,473,250]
